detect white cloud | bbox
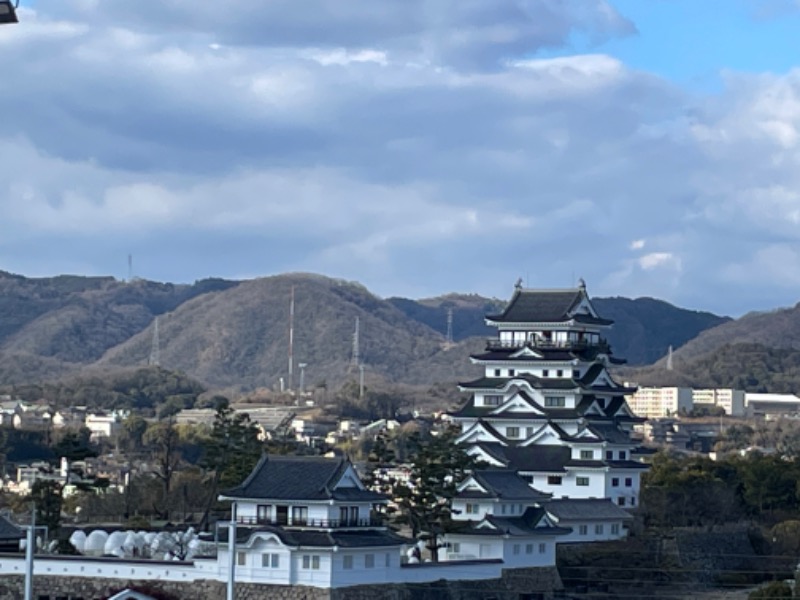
[2,1,800,315]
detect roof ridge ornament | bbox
[514,277,523,291]
[578,277,586,291]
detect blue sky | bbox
[2,0,800,317]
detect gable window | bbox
[262,553,280,568]
[343,555,353,569]
[544,396,565,407]
[506,426,520,439]
[625,477,633,487]
[576,476,590,486]
[484,394,502,406]
[365,554,375,568]
[580,450,594,460]
[547,475,562,485]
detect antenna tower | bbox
[446,308,454,345]
[148,317,160,367]
[351,316,360,367]
[128,254,133,282]
[288,286,295,390]
[666,345,674,371]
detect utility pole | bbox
[24,503,34,600]
[227,502,237,600]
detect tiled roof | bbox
[451,506,570,538]
[486,289,584,323]
[544,498,632,521]
[221,455,375,501]
[475,443,572,473]
[0,516,23,541]
[225,526,408,548]
[467,470,551,501]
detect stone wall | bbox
[0,566,561,600]
[0,575,331,600]
[332,567,563,600]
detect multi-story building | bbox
[626,386,692,419]
[449,281,649,525]
[692,389,745,417]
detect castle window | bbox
[618,497,626,506]
[343,555,353,569]
[625,477,633,487]
[539,543,546,554]
[595,524,604,535]
[302,555,321,570]
[611,524,620,535]
[494,369,501,377]
[579,525,588,535]
[612,478,619,487]
[606,451,613,460]
[556,369,563,377]
[573,370,580,378]
[262,553,280,568]
[513,544,520,555]
[365,554,375,568]
[484,395,502,406]
[619,451,627,460]
[506,426,520,439]
[526,544,533,554]
[544,396,565,407]
[580,450,593,460]
[542,369,549,377]
[508,369,515,376]
[465,503,480,514]
[577,476,590,486]
[237,552,247,566]
[547,476,562,485]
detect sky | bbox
[3,1,800,317]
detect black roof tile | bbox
[221,455,376,502]
[486,289,584,323]
[466,470,551,501]
[544,498,632,521]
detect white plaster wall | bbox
[529,472,605,500]
[502,538,556,568]
[0,556,205,582]
[330,549,400,587]
[553,520,626,543]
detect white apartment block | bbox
[692,389,745,417]
[625,387,692,419]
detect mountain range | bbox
[0,269,793,397]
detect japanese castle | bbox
[446,279,649,545]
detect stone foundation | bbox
[0,566,561,600]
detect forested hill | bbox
[0,270,732,391]
[389,294,729,366]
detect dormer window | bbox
[506,426,520,439]
[484,395,502,406]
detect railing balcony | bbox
[236,516,384,529]
[486,338,608,351]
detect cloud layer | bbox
[1,1,798,315]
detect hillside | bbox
[0,270,735,393]
[98,274,481,391]
[591,297,730,365]
[656,303,800,365]
[621,342,800,393]
[390,294,729,366]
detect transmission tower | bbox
[148,317,160,367]
[446,308,454,345]
[351,316,360,368]
[288,286,295,391]
[666,345,674,371]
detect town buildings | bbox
[626,386,693,419]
